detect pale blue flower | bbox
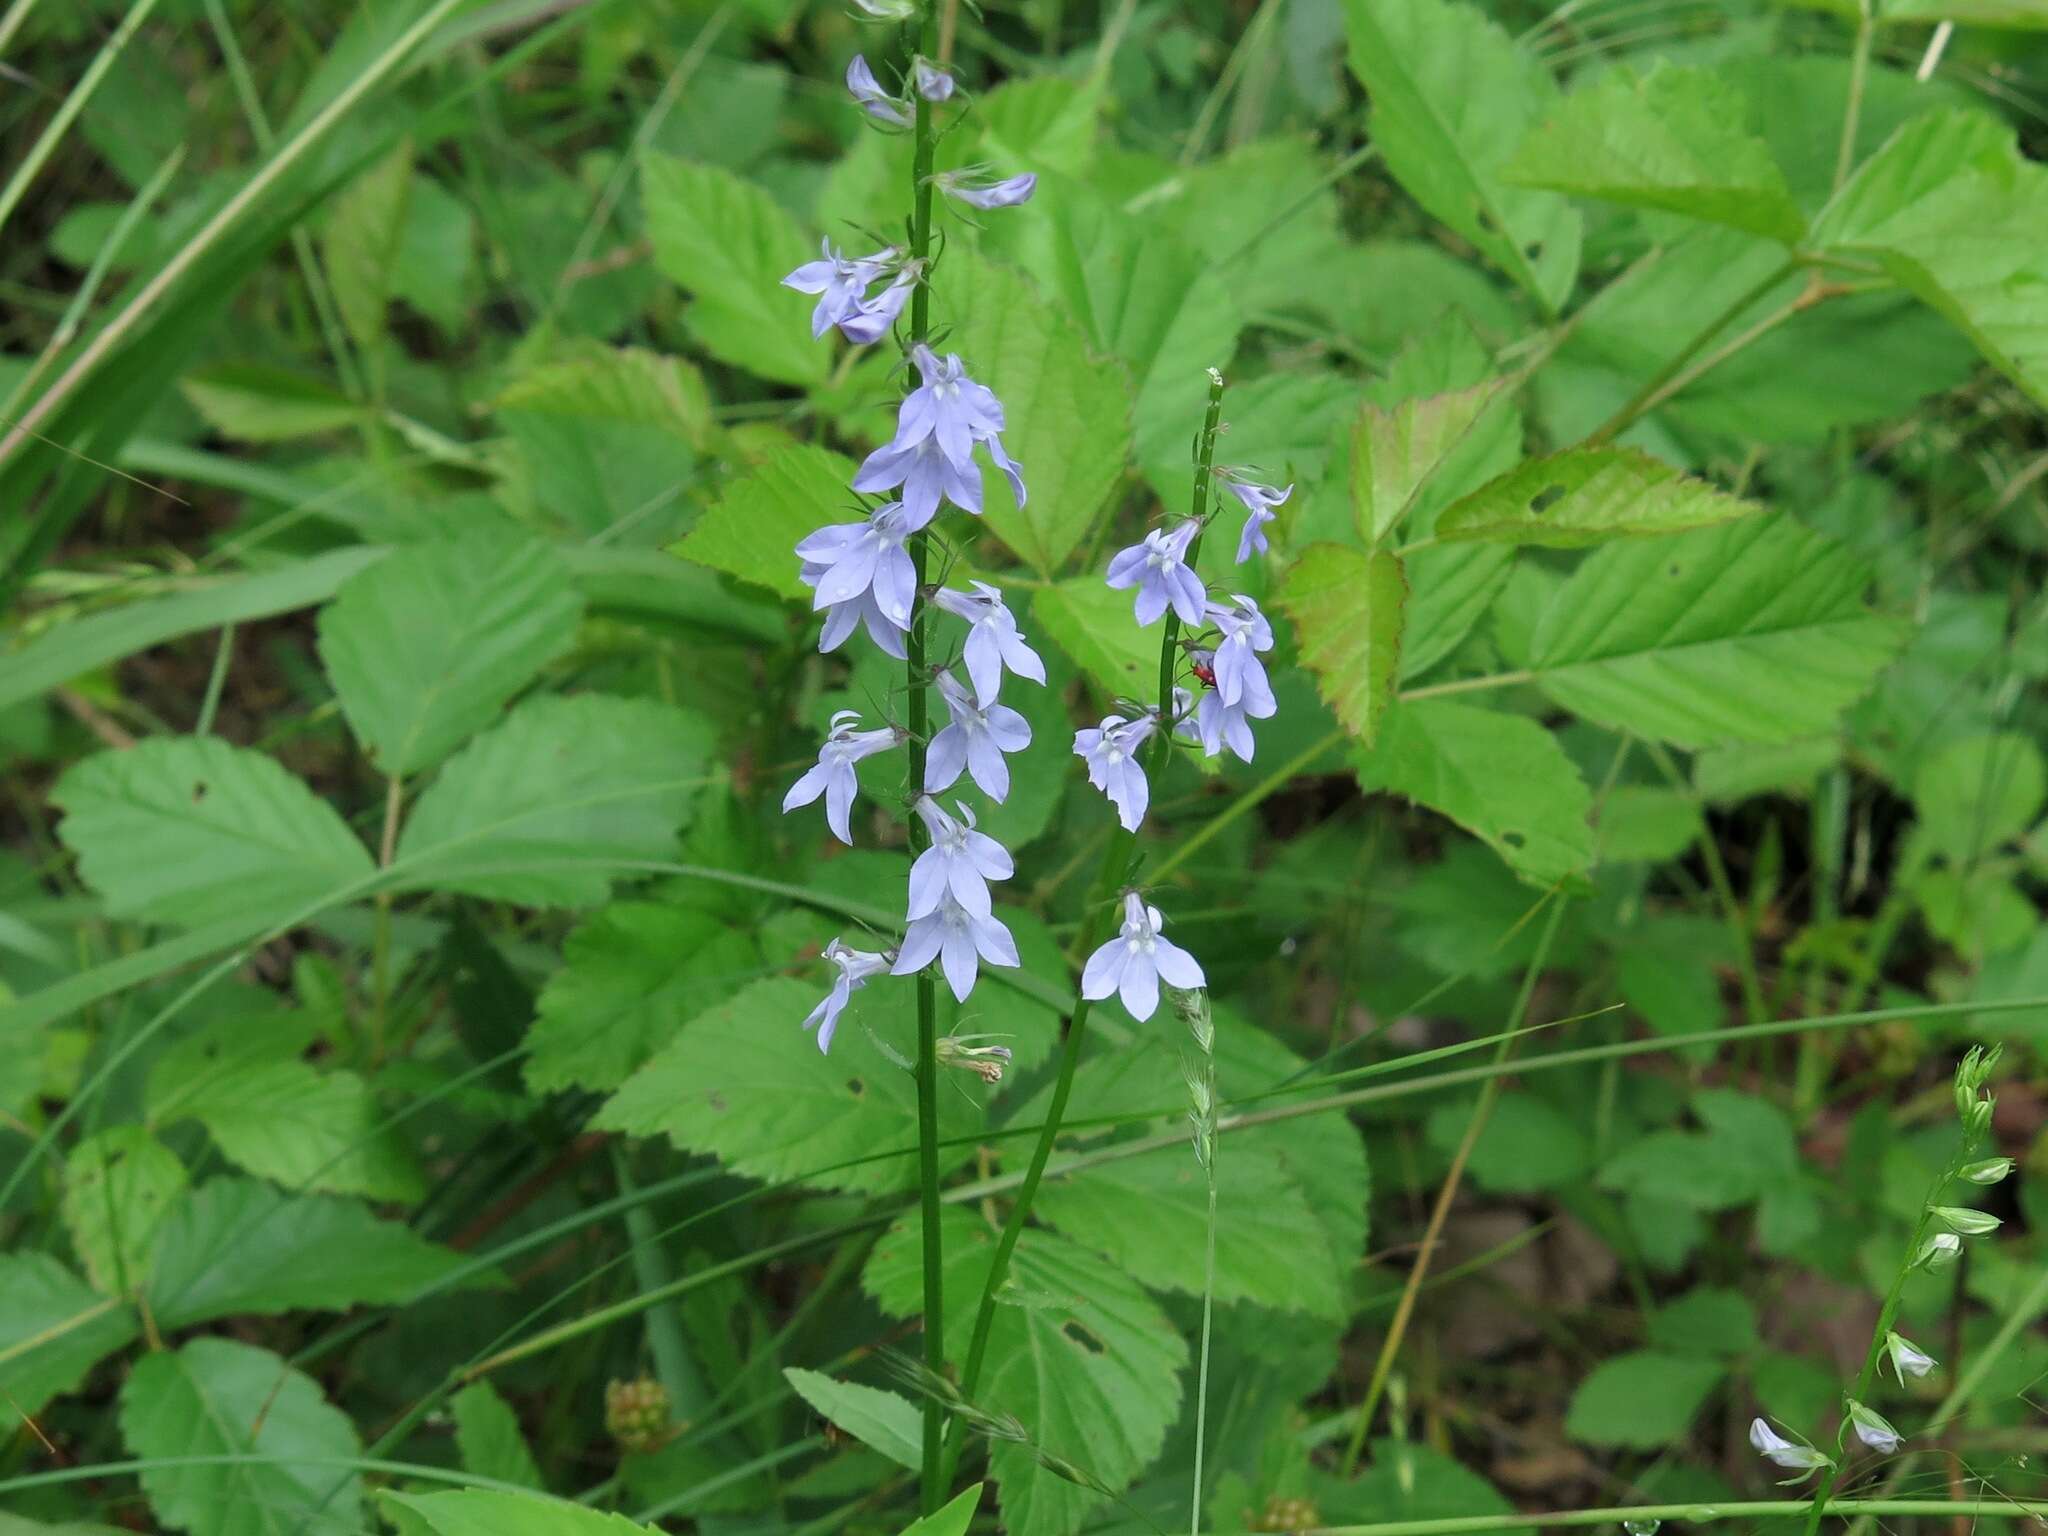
[1106,522,1206,627]
[926,670,1031,802]
[935,170,1037,210]
[1074,713,1157,831]
[1225,475,1290,563]
[933,581,1045,705]
[908,796,1012,920]
[781,240,894,340]
[795,503,917,655]
[1191,688,1272,763]
[913,58,955,100]
[1206,594,1276,711]
[1748,1419,1832,1479]
[853,344,1025,530]
[1847,1401,1902,1454]
[783,710,901,844]
[1081,891,1205,1022]
[803,938,892,1053]
[1885,1331,1936,1382]
[893,892,1019,1001]
[846,54,911,126]
[835,267,917,346]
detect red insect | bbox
[1189,654,1217,689]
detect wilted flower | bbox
[835,267,918,346]
[781,240,896,340]
[893,892,1019,1001]
[1223,473,1290,563]
[926,670,1032,801]
[1074,713,1158,831]
[933,169,1037,210]
[854,343,1025,530]
[1206,593,1276,710]
[1847,1400,1903,1454]
[802,938,893,1053]
[912,57,954,100]
[796,502,917,630]
[1081,891,1206,1022]
[846,55,911,126]
[1748,1418,1833,1478]
[1106,522,1206,627]
[933,581,1046,705]
[1914,1230,1963,1269]
[782,711,902,844]
[908,796,1013,920]
[936,1036,1012,1083]
[1884,1330,1936,1382]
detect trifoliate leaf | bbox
[1280,545,1406,744]
[1352,381,1503,544]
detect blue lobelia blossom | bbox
[933,169,1037,211]
[802,937,893,1053]
[933,581,1046,705]
[834,267,917,346]
[783,711,902,844]
[893,891,1020,1001]
[912,58,955,100]
[926,670,1031,801]
[1105,522,1206,627]
[908,796,1013,920]
[1081,891,1206,1022]
[781,240,895,340]
[796,501,917,660]
[853,344,1025,531]
[1224,473,1291,563]
[1206,594,1276,712]
[1189,686,1272,763]
[846,55,912,127]
[1074,712,1158,832]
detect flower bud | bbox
[1885,1330,1937,1381]
[1960,1157,2014,1185]
[605,1377,674,1454]
[1847,1399,1903,1453]
[1914,1230,1963,1269]
[1932,1205,2001,1236]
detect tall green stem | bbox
[903,11,944,1515]
[943,371,1229,1485]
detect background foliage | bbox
[2,0,2047,1533]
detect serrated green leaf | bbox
[494,343,711,443]
[1911,731,2045,862]
[392,695,715,907]
[179,363,366,442]
[1342,0,1580,310]
[1352,381,1504,544]
[526,903,760,1094]
[120,1338,363,1536]
[1401,544,1515,681]
[450,1382,543,1490]
[1435,448,1759,549]
[384,1490,661,1535]
[1032,576,1162,703]
[946,254,1130,574]
[1506,63,1806,242]
[145,1177,479,1329]
[678,443,860,603]
[783,1368,921,1470]
[1524,516,1908,746]
[0,1255,138,1416]
[317,533,584,776]
[865,1210,1186,1536]
[1356,697,1593,887]
[1816,110,2048,409]
[1279,545,1406,743]
[323,136,412,358]
[53,737,374,929]
[62,1126,186,1295]
[1565,1350,1725,1449]
[1037,1138,1342,1319]
[1424,1091,1591,1194]
[642,153,825,388]
[153,1060,422,1202]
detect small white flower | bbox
[802,939,893,1053]
[1748,1418,1833,1478]
[1080,891,1205,1023]
[1884,1331,1937,1382]
[1847,1400,1903,1454]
